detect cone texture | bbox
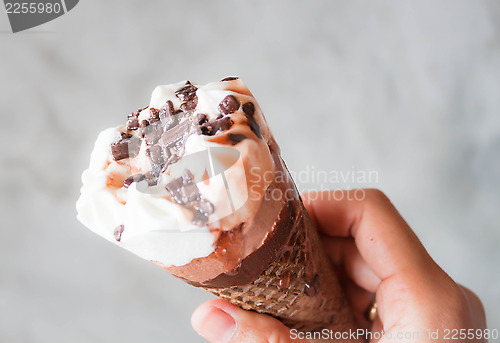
[202,201,357,333]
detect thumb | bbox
[191,299,306,343]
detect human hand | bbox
[191,189,487,342]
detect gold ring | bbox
[365,299,377,322]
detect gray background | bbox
[1,1,499,342]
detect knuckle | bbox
[364,188,391,204]
[431,281,472,321]
[458,284,486,314]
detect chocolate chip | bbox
[144,121,163,146]
[248,118,262,139]
[149,108,160,123]
[127,117,139,131]
[221,76,239,82]
[150,161,163,178]
[144,172,159,186]
[218,95,240,115]
[175,81,198,114]
[195,198,214,215]
[114,225,125,242]
[179,98,198,112]
[146,145,164,166]
[128,106,146,120]
[199,117,233,136]
[160,119,192,150]
[111,137,141,161]
[181,181,200,203]
[211,116,234,133]
[192,210,209,226]
[200,122,213,136]
[160,100,174,117]
[166,177,185,205]
[121,132,132,139]
[123,174,146,188]
[227,133,246,145]
[242,102,255,117]
[139,120,150,138]
[175,81,198,102]
[165,172,215,226]
[196,113,208,125]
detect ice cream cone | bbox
[77,79,360,339]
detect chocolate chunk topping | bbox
[160,100,177,131]
[179,98,198,112]
[242,102,255,117]
[181,178,200,204]
[123,173,146,188]
[127,117,139,131]
[175,81,198,102]
[159,100,176,129]
[165,176,185,205]
[166,171,214,225]
[128,106,146,120]
[159,100,174,119]
[114,225,125,242]
[126,107,147,131]
[160,118,192,153]
[143,121,163,146]
[144,171,159,186]
[195,198,214,215]
[149,108,160,123]
[196,113,208,125]
[212,116,234,133]
[227,133,246,145]
[146,146,164,181]
[120,132,132,139]
[200,122,213,136]
[139,120,150,138]
[111,136,141,161]
[218,95,240,115]
[191,211,208,226]
[199,116,234,136]
[175,81,198,113]
[146,145,164,166]
[221,76,239,82]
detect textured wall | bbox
[1,1,499,342]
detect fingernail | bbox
[192,305,236,343]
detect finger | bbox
[321,234,380,292]
[192,299,307,343]
[302,189,436,282]
[458,285,487,329]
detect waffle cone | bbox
[200,200,358,338]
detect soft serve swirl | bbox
[76,79,274,266]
